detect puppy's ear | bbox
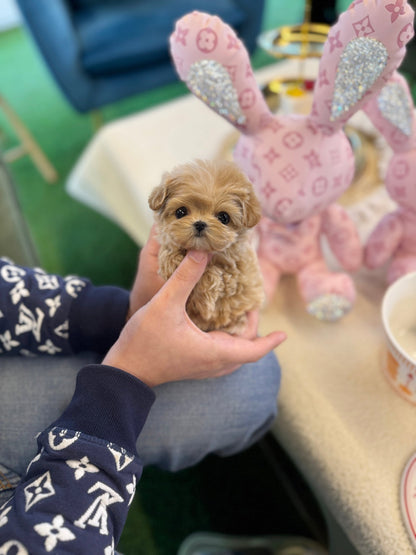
[148,172,174,211]
[148,184,167,211]
[242,187,262,228]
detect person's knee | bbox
[137,350,281,471]
[214,350,281,456]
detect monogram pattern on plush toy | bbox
[170,1,415,321]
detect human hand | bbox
[127,225,164,320]
[104,250,286,387]
[128,227,260,339]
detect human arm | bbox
[0,257,129,356]
[0,250,285,550]
[0,225,163,356]
[0,364,154,552]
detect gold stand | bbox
[0,94,58,184]
[258,0,330,60]
[258,0,330,110]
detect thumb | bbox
[161,250,208,305]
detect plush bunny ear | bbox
[363,70,416,152]
[170,11,271,135]
[310,0,414,134]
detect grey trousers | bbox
[0,351,281,478]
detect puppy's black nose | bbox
[193,221,207,235]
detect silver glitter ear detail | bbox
[331,37,388,121]
[377,81,412,137]
[187,60,246,125]
[307,294,352,322]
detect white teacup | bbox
[381,271,416,405]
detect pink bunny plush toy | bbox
[363,70,416,284]
[170,0,414,321]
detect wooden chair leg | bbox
[0,94,58,183]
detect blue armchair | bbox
[16,0,265,113]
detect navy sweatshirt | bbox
[0,258,156,552]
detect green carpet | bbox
[0,6,324,554]
[119,440,325,555]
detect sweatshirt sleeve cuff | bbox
[52,364,156,453]
[68,285,130,354]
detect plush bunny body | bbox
[364,71,416,284]
[170,2,414,320]
[235,116,359,317]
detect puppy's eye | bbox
[217,211,230,225]
[175,207,188,219]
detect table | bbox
[67,60,416,554]
[261,262,416,555]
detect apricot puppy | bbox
[148,159,264,333]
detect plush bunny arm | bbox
[364,211,404,268]
[363,71,416,153]
[170,11,270,135]
[310,0,414,135]
[321,204,363,271]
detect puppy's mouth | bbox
[189,233,212,250]
[187,222,227,252]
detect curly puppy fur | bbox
[148,159,264,333]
